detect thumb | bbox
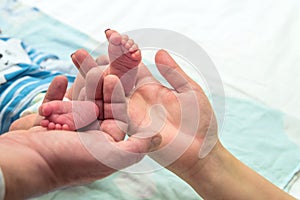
[155,49,197,93]
[78,130,162,171]
[119,133,162,154]
[115,133,162,167]
[71,49,98,77]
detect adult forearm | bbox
[180,142,295,200]
[0,134,56,200]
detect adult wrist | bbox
[179,141,296,200]
[178,141,228,199]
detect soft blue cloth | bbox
[220,97,300,189]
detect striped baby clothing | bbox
[0,36,74,133]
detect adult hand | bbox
[70,46,218,175]
[124,49,218,176]
[131,50,294,200]
[0,74,161,200]
[67,48,294,200]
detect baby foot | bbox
[106,29,141,72]
[39,100,99,131]
[105,29,142,95]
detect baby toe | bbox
[48,122,56,130]
[121,34,129,45]
[125,39,134,49]
[55,123,62,130]
[109,32,122,45]
[129,44,139,53]
[131,49,141,61]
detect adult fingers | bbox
[103,75,128,123]
[70,73,85,100]
[100,120,127,142]
[100,75,128,141]
[135,62,159,88]
[43,75,68,103]
[71,49,98,77]
[78,130,162,170]
[115,133,162,165]
[85,66,107,102]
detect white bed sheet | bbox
[20,0,300,198]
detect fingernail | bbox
[70,52,75,58]
[104,28,111,33]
